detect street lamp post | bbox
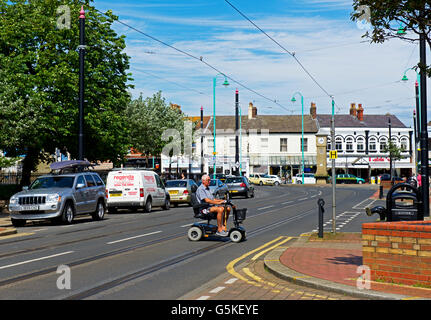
[212,73,229,179]
[291,92,305,184]
[78,6,86,160]
[330,97,336,234]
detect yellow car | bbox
[248,174,275,186]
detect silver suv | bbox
[9,172,106,227]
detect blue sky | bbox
[92,0,430,127]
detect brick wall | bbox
[362,221,431,287]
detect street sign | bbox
[329,150,338,159]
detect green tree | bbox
[126,91,194,165]
[0,0,133,185]
[0,156,20,171]
[351,0,431,75]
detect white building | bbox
[316,103,414,179]
[161,103,319,178]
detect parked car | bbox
[8,164,106,227]
[292,173,316,184]
[213,173,227,182]
[165,179,197,206]
[197,179,230,199]
[225,176,255,198]
[268,175,282,186]
[249,173,276,186]
[379,174,404,183]
[106,169,170,213]
[334,174,366,184]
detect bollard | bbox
[379,185,383,199]
[318,198,325,238]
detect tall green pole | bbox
[331,97,336,234]
[292,92,305,184]
[213,77,216,179]
[301,95,304,184]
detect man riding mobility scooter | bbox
[187,184,246,243]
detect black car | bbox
[225,176,255,198]
[212,173,227,182]
[379,174,404,183]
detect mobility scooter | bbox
[187,185,246,243]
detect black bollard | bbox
[318,198,325,238]
[379,185,383,199]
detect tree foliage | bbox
[125,91,192,159]
[351,0,431,75]
[0,0,133,184]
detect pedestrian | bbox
[181,172,186,180]
[417,174,422,187]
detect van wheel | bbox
[92,200,105,221]
[144,198,152,213]
[162,198,170,210]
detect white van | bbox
[106,169,170,213]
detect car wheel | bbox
[274,182,280,186]
[11,218,26,227]
[188,226,203,241]
[259,181,263,186]
[162,198,170,210]
[144,198,152,213]
[61,202,74,225]
[358,180,363,184]
[245,190,250,198]
[92,200,105,221]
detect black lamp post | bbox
[78,6,86,160]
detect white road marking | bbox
[209,286,225,294]
[181,224,193,228]
[225,278,238,284]
[107,231,162,244]
[298,198,308,201]
[258,205,274,211]
[282,201,293,205]
[196,296,210,300]
[0,251,74,270]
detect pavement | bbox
[264,231,431,300]
[0,212,16,236]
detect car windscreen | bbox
[30,176,75,189]
[225,178,243,183]
[166,180,187,188]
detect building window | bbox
[335,137,343,152]
[280,138,288,152]
[380,139,387,152]
[401,138,408,151]
[229,138,236,155]
[357,138,364,152]
[207,139,214,151]
[301,138,308,152]
[369,138,377,152]
[346,137,354,152]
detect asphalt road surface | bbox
[0,184,379,300]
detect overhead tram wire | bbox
[224,0,333,99]
[88,6,292,114]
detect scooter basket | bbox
[235,208,247,221]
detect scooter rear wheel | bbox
[188,226,203,241]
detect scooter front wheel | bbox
[229,229,244,243]
[188,226,203,241]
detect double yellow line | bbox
[226,236,293,287]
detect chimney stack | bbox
[349,103,357,117]
[310,102,317,119]
[357,104,364,121]
[248,102,257,119]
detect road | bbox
[0,184,379,300]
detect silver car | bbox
[8,172,106,227]
[197,179,230,199]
